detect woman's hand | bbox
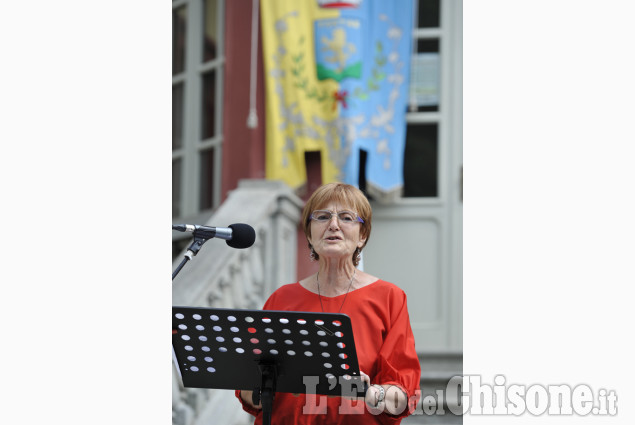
[239,390,262,410]
[359,371,371,388]
[384,385,408,415]
[360,371,408,416]
[360,371,384,412]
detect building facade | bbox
[172,1,462,423]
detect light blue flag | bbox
[314,0,413,200]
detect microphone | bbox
[173,223,256,249]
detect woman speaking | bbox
[237,183,420,424]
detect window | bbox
[404,0,442,198]
[172,0,225,220]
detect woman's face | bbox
[308,202,366,263]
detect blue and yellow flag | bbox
[262,0,413,199]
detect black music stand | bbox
[172,306,368,425]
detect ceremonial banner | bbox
[262,0,413,199]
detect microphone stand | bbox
[172,230,210,281]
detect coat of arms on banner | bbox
[315,18,363,83]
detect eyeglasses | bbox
[310,210,364,224]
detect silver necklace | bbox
[316,269,356,313]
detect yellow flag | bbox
[262,1,341,190]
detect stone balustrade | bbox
[172,180,303,425]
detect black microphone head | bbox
[226,223,256,249]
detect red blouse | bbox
[236,279,421,424]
